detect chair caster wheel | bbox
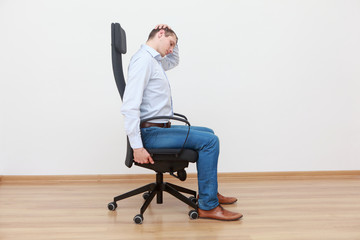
[143,192,150,200]
[189,210,199,220]
[108,202,117,211]
[134,214,144,224]
[189,196,197,204]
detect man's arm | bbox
[161,44,179,71]
[121,55,154,164]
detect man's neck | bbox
[146,40,158,53]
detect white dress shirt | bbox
[121,44,179,149]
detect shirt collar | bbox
[141,44,162,60]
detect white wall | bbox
[1,0,359,175]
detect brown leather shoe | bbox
[217,193,238,205]
[197,193,238,205]
[198,205,243,221]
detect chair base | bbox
[109,172,198,218]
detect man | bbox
[121,24,243,221]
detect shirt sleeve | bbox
[160,44,179,71]
[120,55,151,149]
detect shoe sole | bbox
[198,215,243,221]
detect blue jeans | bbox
[141,125,219,210]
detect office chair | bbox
[108,23,199,224]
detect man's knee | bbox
[203,127,215,134]
[207,134,219,149]
[192,126,215,134]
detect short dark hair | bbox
[147,27,178,43]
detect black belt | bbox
[140,121,171,128]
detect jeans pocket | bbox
[141,127,154,134]
[141,127,154,140]
[141,127,159,147]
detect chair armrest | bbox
[140,115,190,126]
[174,113,188,120]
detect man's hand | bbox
[155,24,171,30]
[133,148,154,164]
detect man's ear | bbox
[158,29,165,38]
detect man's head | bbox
[146,27,178,57]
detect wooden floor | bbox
[1,174,360,240]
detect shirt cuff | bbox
[128,134,143,149]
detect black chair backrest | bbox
[111,23,134,168]
[111,23,127,100]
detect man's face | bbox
[158,32,177,57]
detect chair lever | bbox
[170,170,187,181]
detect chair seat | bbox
[148,148,198,162]
[134,148,198,173]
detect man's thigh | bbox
[171,125,214,134]
[141,126,215,150]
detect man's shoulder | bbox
[130,47,153,65]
